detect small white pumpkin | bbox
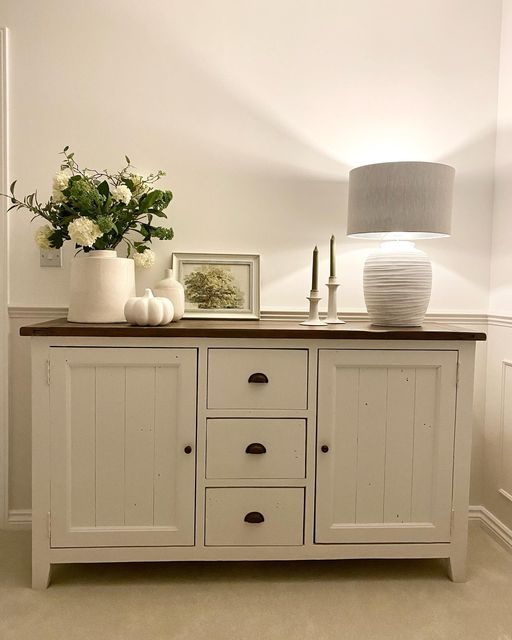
[124,289,174,326]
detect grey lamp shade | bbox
[347,161,455,239]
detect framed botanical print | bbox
[171,253,260,319]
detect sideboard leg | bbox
[32,560,52,590]
[446,553,467,583]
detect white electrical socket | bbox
[40,247,62,267]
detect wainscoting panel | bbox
[3,306,490,529]
[500,361,512,504]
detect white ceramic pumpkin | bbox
[124,289,174,326]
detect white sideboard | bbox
[21,319,485,588]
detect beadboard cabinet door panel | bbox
[50,348,197,547]
[315,350,457,544]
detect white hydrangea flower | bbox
[133,248,156,269]
[35,225,53,250]
[53,170,69,192]
[111,184,132,205]
[129,173,148,195]
[52,171,69,203]
[68,217,102,247]
[52,188,65,203]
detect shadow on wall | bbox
[104,31,352,305]
[16,5,352,307]
[413,127,497,311]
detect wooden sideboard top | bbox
[20,318,487,341]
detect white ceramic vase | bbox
[153,268,185,321]
[68,250,136,323]
[363,241,432,327]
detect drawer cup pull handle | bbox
[245,442,267,455]
[248,372,269,384]
[244,511,265,524]
[321,445,329,453]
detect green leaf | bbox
[9,180,16,195]
[97,180,110,198]
[152,226,174,240]
[140,190,161,211]
[48,229,65,249]
[125,155,131,165]
[63,145,69,152]
[137,223,151,239]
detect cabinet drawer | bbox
[207,349,308,410]
[205,488,304,546]
[206,419,306,479]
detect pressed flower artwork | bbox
[171,253,260,319]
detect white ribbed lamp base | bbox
[363,241,432,327]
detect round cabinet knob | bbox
[248,372,269,384]
[245,442,267,455]
[184,445,193,454]
[244,511,265,524]
[321,445,329,453]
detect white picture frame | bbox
[171,253,260,320]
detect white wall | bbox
[0,0,501,311]
[484,0,512,531]
[0,0,503,513]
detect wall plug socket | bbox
[40,247,62,267]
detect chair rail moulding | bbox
[7,305,490,325]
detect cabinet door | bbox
[50,348,197,547]
[316,350,457,544]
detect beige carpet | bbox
[0,523,511,640]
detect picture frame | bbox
[171,253,260,320]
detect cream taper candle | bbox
[330,235,336,278]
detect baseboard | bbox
[469,505,512,551]
[6,509,31,530]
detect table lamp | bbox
[347,161,455,326]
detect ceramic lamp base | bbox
[363,241,432,327]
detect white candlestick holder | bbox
[300,289,327,326]
[325,277,345,324]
